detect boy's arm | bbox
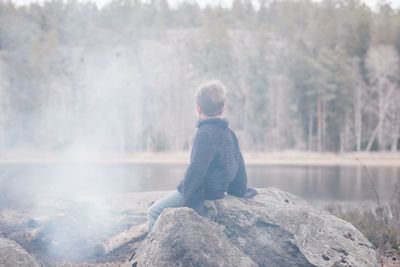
[227,151,247,197]
[182,129,215,211]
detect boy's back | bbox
[176,117,247,212]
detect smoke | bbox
[0,32,152,264]
[0,46,133,262]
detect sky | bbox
[7,0,400,9]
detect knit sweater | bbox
[176,117,247,213]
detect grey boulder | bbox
[205,188,378,267]
[0,236,40,267]
[134,188,378,267]
[134,207,257,267]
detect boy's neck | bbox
[199,114,224,120]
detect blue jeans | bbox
[147,190,185,232]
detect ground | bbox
[0,151,399,166]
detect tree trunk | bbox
[354,78,362,151]
[391,109,400,152]
[366,86,395,151]
[308,106,313,151]
[377,89,385,150]
[317,92,323,151]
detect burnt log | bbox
[96,222,148,255]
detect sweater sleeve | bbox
[182,128,215,210]
[227,151,247,197]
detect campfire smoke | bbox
[0,42,145,264]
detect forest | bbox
[0,0,399,153]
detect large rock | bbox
[205,188,378,267]
[134,188,378,267]
[134,208,257,267]
[0,236,40,267]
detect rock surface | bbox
[0,236,40,267]
[134,207,257,267]
[134,188,378,267]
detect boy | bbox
[147,80,256,232]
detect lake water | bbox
[0,163,399,206]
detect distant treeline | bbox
[0,0,399,152]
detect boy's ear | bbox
[196,104,202,114]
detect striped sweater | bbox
[176,117,247,214]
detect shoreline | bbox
[0,151,399,166]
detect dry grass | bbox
[326,181,400,266]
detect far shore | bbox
[0,151,399,166]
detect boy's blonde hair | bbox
[195,80,227,117]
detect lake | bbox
[0,163,399,206]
